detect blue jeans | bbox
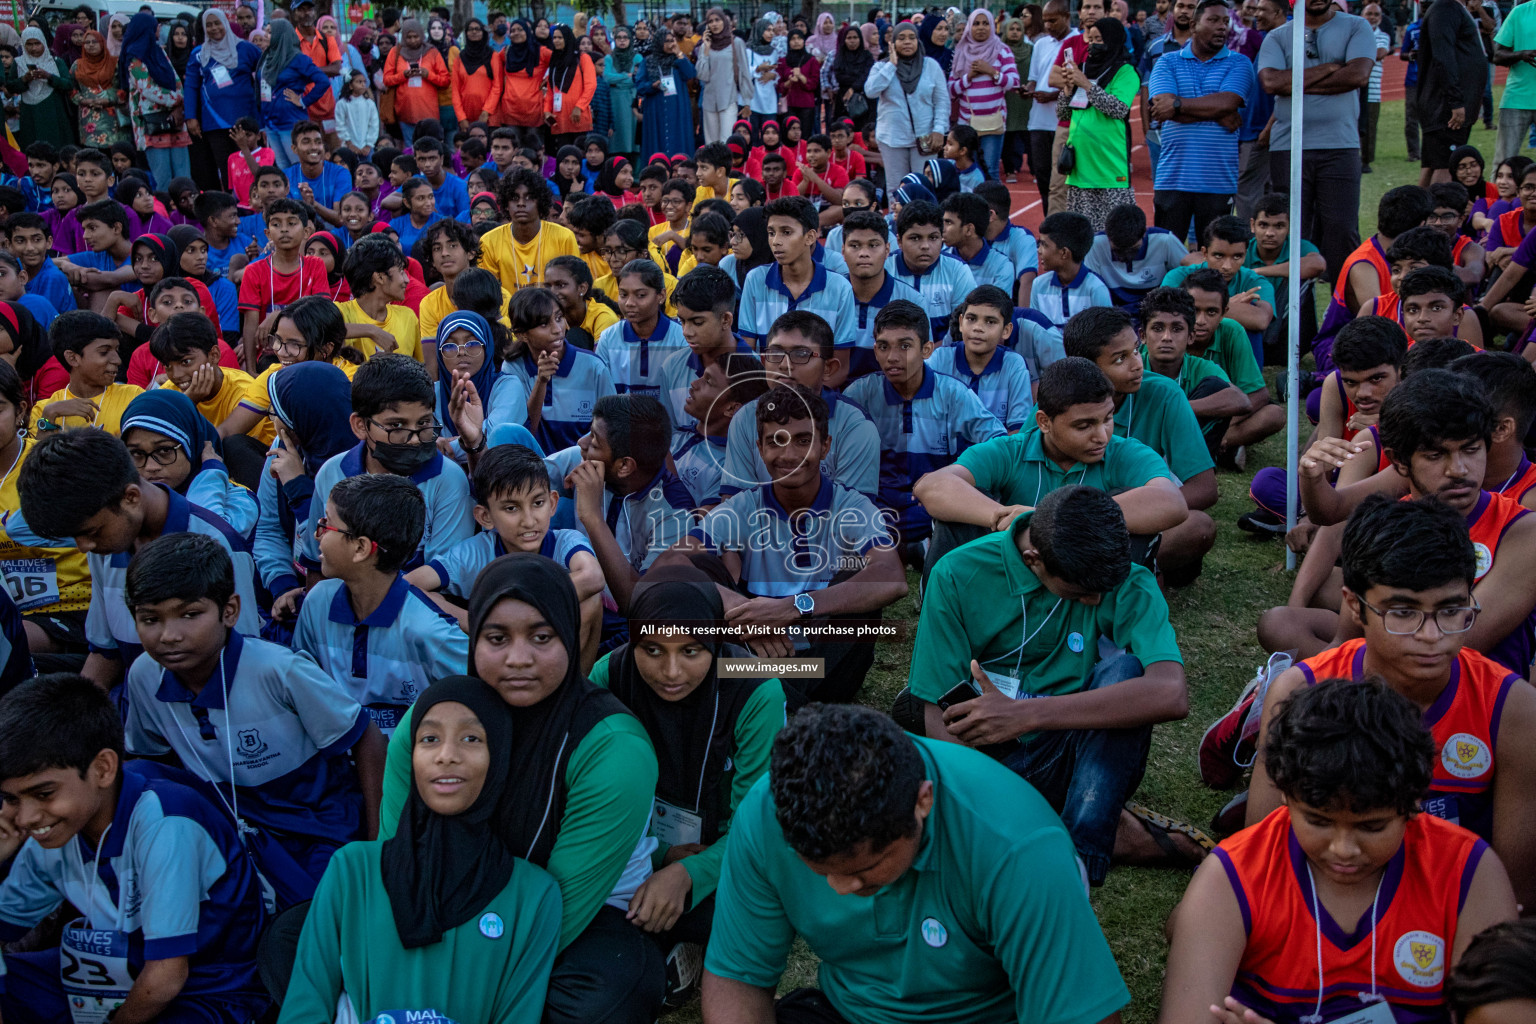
[400,120,416,145]
[269,131,301,170]
[977,132,1003,181]
[1001,651,1152,885]
[146,145,190,188]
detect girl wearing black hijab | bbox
[594,567,795,946]
[277,677,564,1024]
[722,205,772,287]
[831,25,875,133]
[377,553,665,1024]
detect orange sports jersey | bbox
[1297,639,1518,837]
[1218,807,1488,1024]
[1359,424,1392,474]
[1331,237,1391,308]
[1495,456,1536,505]
[1452,235,1470,265]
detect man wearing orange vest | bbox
[293,0,343,152]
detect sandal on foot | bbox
[1124,800,1215,868]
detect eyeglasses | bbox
[659,195,688,207]
[366,418,440,444]
[438,338,486,356]
[599,247,639,261]
[1519,184,1536,196]
[1426,211,1463,224]
[128,445,182,467]
[315,515,355,540]
[270,336,306,357]
[762,347,818,365]
[1356,598,1479,636]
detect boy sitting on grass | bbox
[293,473,469,738]
[675,351,769,510]
[0,673,270,1024]
[122,532,387,907]
[927,284,1035,433]
[1161,677,1517,1024]
[1028,211,1112,328]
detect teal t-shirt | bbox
[1113,372,1215,484]
[1161,261,1277,313]
[705,737,1132,1024]
[954,427,1173,509]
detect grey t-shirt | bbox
[1257,13,1378,150]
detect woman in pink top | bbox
[948,8,1019,180]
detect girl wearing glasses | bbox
[435,310,529,465]
[119,388,257,538]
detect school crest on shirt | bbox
[1440,732,1491,779]
[1393,930,1446,987]
[1473,542,1493,580]
[236,729,269,758]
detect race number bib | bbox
[364,703,410,737]
[650,797,702,847]
[1,557,58,611]
[60,920,132,1024]
[209,64,233,88]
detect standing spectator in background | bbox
[1059,16,1138,229]
[1139,0,1196,179]
[697,9,752,145]
[184,8,262,192]
[1001,16,1034,182]
[1401,12,1423,162]
[68,29,124,150]
[1493,0,1536,163]
[486,20,549,131]
[778,29,820,137]
[605,26,638,157]
[1112,0,1146,65]
[1146,0,1170,39]
[121,12,191,186]
[7,27,75,149]
[261,20,330,169]
[426,17,457,145]
[543,26,595,150]
[384,20,450,146]
[1027,0,1077,210]
[451,20,497,143]
[1149,0,1255,243]
[1235,0,1282,219]
[1257,0,1374,281]
[293,0,342,151]
[1416,0,1488,186]
[1046,0,1098,214]
[831,26,876,138]
[636,28,697,162]
[951,9,1020,184]
[1359,3,1390,173]
[866,22,949,188]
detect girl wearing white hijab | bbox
[186,8,264,190]
[7,27,75,147]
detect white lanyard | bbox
[69,821,119,931]
[168,654,242,832]
[694,685,721,812]
[1301,864,1385,1024]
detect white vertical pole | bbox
[1285,2,1305,570]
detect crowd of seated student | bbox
[0,103,1525,1024]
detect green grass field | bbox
[662,94,1499,1024]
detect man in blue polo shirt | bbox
[887,201,978,343]
[843,210,927,384]
[701,703,1130,1024]
[1148,0,1256,244]
[941,193,1017,295]
[737,196,857,352]
[285,122,350,229]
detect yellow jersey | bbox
[162,367,275,445]
[581,300,621,339]
[31,382,144,436]
[480,221,581,294]
[577,249,609,284]
[418,282,514,342]
[648,219,690,276]
[0,438,92,613]
[338,300,423,363]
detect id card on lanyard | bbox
[209,63,234,89]
[60,919,132,1024]
[650,797,704,846]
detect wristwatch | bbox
[794,592,816,618]
[1173,96,1183,115]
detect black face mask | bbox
[494,22,506,34]
[371,440,436,475]
[1089,42,1108,60]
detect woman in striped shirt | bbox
[947,9,1020,182]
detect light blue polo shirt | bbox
[85,486,262,669]
[1028,265,1113,327]
[991,223,1040,285]
[502,344,617,452]
[844,369,1006,536]
[302,443,476,573]
[1147,44,1255,194]
[945,241,1017,295]
[594,316,690,396]
[426,526,594,598]
[693,475,891,597]
[674,431,730,507]
[848,273,928,381]
[721,389,879,499]
[737,262,857,351]
[253,452,313,597]
[546,447,696,572]
[1084,228,1192,309]
[123,631,371,892]
[926,344,1035,431]
[886,252,978,342]
[1011,309,1068,379]
[658,339,755,443]
[0,761,265,1000]
[433,373,529,451]
[291,574,471,736]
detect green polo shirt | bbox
[1148,351,1231,438]
[909,512,1182,714]
[1245,236,1320,274]
[954,426,1173,509]
[705,738,1131,1024]
[1161,261,1277,312]
[1113,371,1214,484]
[1196,317,1266,395]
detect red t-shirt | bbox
[1052,36,1090,127]
[828,147,866,180]
[237,256,331,318]
[126,337,241,389]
